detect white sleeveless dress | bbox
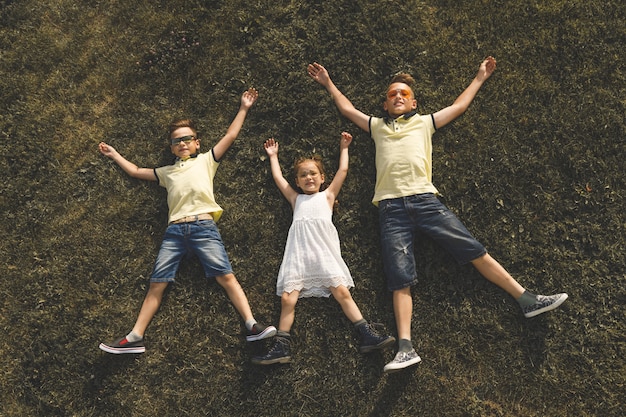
[276,190,354,298]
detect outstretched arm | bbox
[264,138,298,208]
[433,56,497,129]
[307,63,370,133]
[98,142,157,181]
[325,132,352,203]
[213,87,259,161]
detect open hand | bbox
[241,87,259,109]
[307,62,330,86]
[264,138,279,157]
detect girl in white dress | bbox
[252,132,395,365]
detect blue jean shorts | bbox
[378,194,486,291]
[150,220,233,283]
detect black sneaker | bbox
[246,323,277,342]
[251,337,292,365]
[523,293,568,318]
[357,323,396,353]
[99,336,145,354]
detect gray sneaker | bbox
[383,349,422,373]
[523,293,568,318]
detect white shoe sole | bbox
[524,293,568,318]
[246,325,277,342]
[383,355,422,373]
[99,343,145,354]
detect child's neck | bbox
[176,153,198,161]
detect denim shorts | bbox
[150,220,233,282]
[378,194,486,291]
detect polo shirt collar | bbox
[174,153,199,164]
[384,110,418,124]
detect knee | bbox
[147,282,169,295]
[216,273,239,289]
[470,253,494,269]
[281,292,298,308]
[332,286,351,302]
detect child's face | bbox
[383,82,417,117]
[170,127,200,159]
[295,161,325,194]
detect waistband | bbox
[169,213,213,225]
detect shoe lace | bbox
[268,338,287,354]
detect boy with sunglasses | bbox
[98,88,276,354]
[307,58,567,373]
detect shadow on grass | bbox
[85,353,143,415]
[90,353,141,387]
[370,372,420,417]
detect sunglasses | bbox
[171,135,196,146]
[386,89,412,99]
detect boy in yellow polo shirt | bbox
[308,58,567,373]
[98,88,275,354]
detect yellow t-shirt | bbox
[369,113,438,205]
[155,151,224,223]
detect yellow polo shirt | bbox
[369,113,438,205]
[155,151,224,223]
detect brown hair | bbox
[168,119,197,138]
[389,73,416,88]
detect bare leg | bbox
[393,287,413,341]
[215,273,254,321]
[278,290,300,332]
[471,253,525,299]
[330,285,364,323]
[384,287,422,372]
[131,282,169,337]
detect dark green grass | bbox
[1,0,624,416]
